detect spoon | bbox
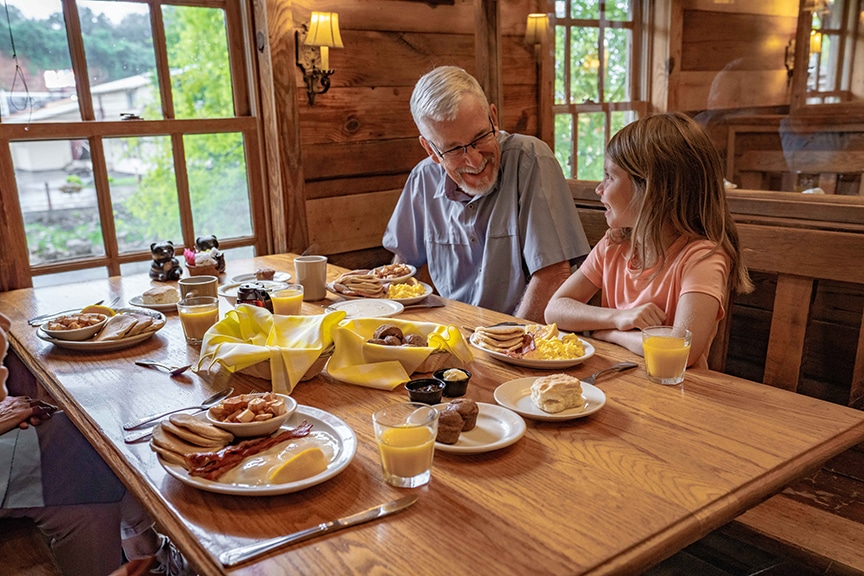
[122,387,234,430]
[581,361,638,385]
[135,359,193,376]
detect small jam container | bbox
[404,378,445,405]
[434,368,472,397]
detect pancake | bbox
[161,420,228,448]
[169,413,234,443]
[151,424,208,455]
[93,314,138,340]
[150,442,187,468]
[124,313,155,336]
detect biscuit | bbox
[530,373,584,413]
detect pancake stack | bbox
[472,325,527,353]
[149,413,234,468]
[93,312,165,340]
[333,271,386,298]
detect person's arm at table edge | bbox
[514,261,571,324]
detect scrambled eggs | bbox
[388,282,426,299]
[524,333,585,360]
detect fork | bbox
[581,362,638,385]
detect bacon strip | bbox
[186,421,313,480]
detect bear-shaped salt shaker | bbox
[149,240,182,281]
[195,235,226,273]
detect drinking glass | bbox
[642,326,692,385]
[271,284,304,315]
[372,403,439,488]
[177,296,219,345]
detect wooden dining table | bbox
[2,253,864,576]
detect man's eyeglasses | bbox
[428,117,497,161]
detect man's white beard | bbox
[458,157,497,197]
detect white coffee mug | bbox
[294,255,328,301]
[178,275,218,299]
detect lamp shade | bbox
[810,30,822,54]
[525,13,548,45]
[305,12,343,49]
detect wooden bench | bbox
[573,182,864,573]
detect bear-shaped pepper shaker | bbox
[149,240,182,281]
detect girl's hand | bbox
[614,303,666,331]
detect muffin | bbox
[436,409,464,444]
[445,398,478,431]
[255,268,276,280]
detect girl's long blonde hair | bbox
[606,112,753,294]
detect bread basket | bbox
[239,345,334,382]
[187,263,221,276]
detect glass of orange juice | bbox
[372,403,439,488]
[642,326,692,385]
[177,296,219,345]
[271,284,304,315]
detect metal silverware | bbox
[219,495,419,567]
[581,361,638,385]
[122,387,234,430]
[135,359,192,376]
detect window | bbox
[803,0,862,105]
[552,0,647,179]
[0,0,265,286]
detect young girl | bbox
[545,112,752,368]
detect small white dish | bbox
[129,295,178,312]
[433,402,526,453]
[370,264,417,284]
[326,299,404,319]
[469,331,595,369]
[493,377,606,421]
[206,393,298,438]
[41,313,107,341]
[230,271,292,284]
[218,280,290,305]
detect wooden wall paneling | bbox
[0,149,31,291]
[763,274,813,392]
[304,138,427,181]
[267,0,307,253]
[476,0,503,119]
[306,173,412,199]
[306,189,402,254]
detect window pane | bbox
[571,0,599,20]
[0,0,80,123]
[571,27,599,103]
[185,133,252,239]
[78,1,161,121]
[555,0,566,19]
[577,112,605,181]
[605,29,631,102]
[11,139,105,265]
[610,110,636,139]
[107,135,182,253]
[555,25,568,105]
[605,0,632,21]
[164,6,234,119]
[554,114,574,178]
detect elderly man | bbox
[383,66,589,322]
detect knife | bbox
[219,495,419,567]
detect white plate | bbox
[494,377,606,421]
[370,264,417,284]
[158,405,357,496]
[326,299,404,319]
[129,295,178,312]
[433,402,525,453]
[326,281,432,305]
[218,280,290,304]
[35,307,166,351]
[469,331,595,369]
[230,271,292,284]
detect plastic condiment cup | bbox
[177,296,219,345]
[271,284,304,315]
[372,403,439,488]
[641,326,692,385]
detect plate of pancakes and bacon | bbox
[151,404,357,496]
[469,323,595,369]
[36,307,167,351]
[327,268,432,306]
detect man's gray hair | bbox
[410,66,488,135]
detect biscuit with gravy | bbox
[530,373,585,413]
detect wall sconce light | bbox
[809,30,822,54]
[524,13,549,46]
[296,12,343,105]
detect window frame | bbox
[0,0,268,288]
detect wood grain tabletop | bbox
[2,254,863,576]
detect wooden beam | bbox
[476,0,503,118]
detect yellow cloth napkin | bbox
[327,318,474,390]
[196,305,346,394]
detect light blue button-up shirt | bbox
[383,131,589,315]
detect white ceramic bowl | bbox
[206,393,298,438]
[41,313,108,341]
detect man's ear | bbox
[418,135,442,166]
[489,103,499,130]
